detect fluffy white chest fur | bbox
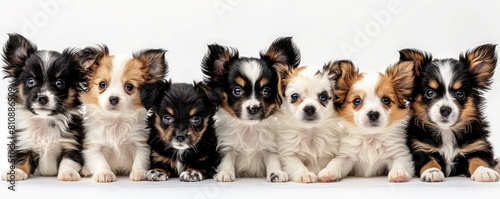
[438,128,459,176]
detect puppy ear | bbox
[398,48,432,77]
[2,33,37,78]
[459,44,497,90]
[139,80,170,110]
[196,82,221,106]
[201,44,239,86]
[76,45,109,72]
[133,49,168,83]
[386,61,415,108]
[274,63,292,102]
[260,37,301,68]
[323,61,343,82]
[332,60,358,106]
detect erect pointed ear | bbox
[201,44,239,85]
[322,60,343,82]
[459,44,497,90]
[196,81,221,106]
[2,33,37,78]
[134,49,168,83]
[76,45,109,73]
[260,37,301,68]
[139,80,170,110]
[386,61,415,108]
[331,60,358,105]
[398,48,432,77]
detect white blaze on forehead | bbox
[109,55,132,90]
[438,61,454,94]
[353,71,380,99]
[41,51,54,77]
[241,60,263,88]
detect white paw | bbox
[215,170,235,182]
[317,167,342,182]
[57,169,81,181]
[420,168,444,182]
[2,169,28,181]
[180,170,204,182]
[471,166,500,182]
[145,169,169,181]
[294,172,317,183]
[129,169,146,181]
[267,171,288,182]
[388,169,412,182]
[93,169,116,183]
[80,166,91,177]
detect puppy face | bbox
[2,33,85,116]
[335,60,414,130]
[201,37,300,123]
[78,46,167,115]
[141,81,217,150]
[400,44,496,130]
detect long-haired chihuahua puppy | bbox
[201,37,300,182]
[78,45,167,182]
[401,44,499,182]
[1,33,86,181]
[328,60,415,182]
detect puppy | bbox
[328,60,415,182]
[78,45,167,182]
[140,81,220,182]
[400,44,500,182]
[201,37,300,182]
[1,33,86,181]
[275,61,343,183]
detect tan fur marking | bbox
[235,77,246,87]
[468,157,489,175]
[459,140,489,155]
[259,78,269,88]
[80,54,113,105]
[189,108,198,117]
[412,140,438,153]
[429,80,439,90]
[166,108,174,116]
[452,97,477,132]
[420,157,442,175]
[155,114,173,143]
[452,81,462,90]
[16,160,31,176]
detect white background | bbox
[1,0,500,198]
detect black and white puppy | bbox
[401,44,500,182]
[140,80,220,182]
[202,37,300,182]
[1,33,86,181]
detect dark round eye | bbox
[425,89,435,98]
[261,87,270,97]
[191,116,202,125]
[455,90,465,100]
[291,93,300,103]
[163,114,173,125]
[26,78,37,88]
[353,98,363,106]
[381,97,391,105]
[55,79,65,89]
[233,86,243,97]
[318,94,328,102]
[125,83,134,93]
[99,81,107,90]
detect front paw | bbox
[216,170,235,182]
[267,171,288,182]
[293,172,317,183]
[317,167,341,182]
[180,170,204,182]
[388,169,412,182]
[58,169,81,181]
[130,169,147,181]
[2,169,29,181]
[471,166,500,182]
[420,168,444,182]
[145,169,169,181]
[93,169,116,183]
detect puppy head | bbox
[276,62,340,127]
[335,60,414,130]
[400,44,496,130]
[2,33,86,116]
[78,45,167,115]
[201,37,300,123]
[140,81,218,150]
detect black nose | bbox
[304,106,316,116]
[368,111,380,122]
[175,135,186,142]
[109,96,119,105]
[440,106,452,117]
[247,105,261,115]
[38,95,48,105]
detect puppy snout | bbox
[247,105,261,115]
[175,134,187,142]
[109,96,119,105]
[368,111,380,122]
[303,106,316,116]
[440,106,452,117]
[37,95,48,105]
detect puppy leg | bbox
[469,157,500,182]
[216,152,236,182]
[265,152,288,183]
[35,147,60,176]
[2,152,33,181]
[282,156,315,183]
[318,157,353,182]
[387,154,414,182]
[418,156,445,182]
[84,147,116,183]
[57,157,82,181]
[129,145,150,181]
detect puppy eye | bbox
[124,83,134,94]
[98,81,107,90]
[261,87,270,97]
[381,97,391,105]
[353,98,363,106]
[455,90,465,100]
[26,78,37,88]
[233,86,243,97]
[55,79,65,89]
[191,116,202,125]
[163,114,174,125]
[318,93,328,102]
[425,89,435,99]
[290,93,300,103]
